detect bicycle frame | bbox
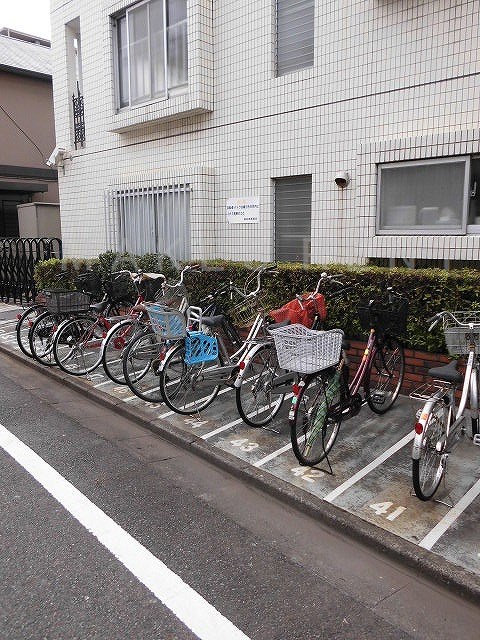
[182,310,267,385]
[411,338,478,461]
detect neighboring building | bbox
[0,28,59,237]
[50,1,480,267]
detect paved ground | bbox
[1,302,479,601]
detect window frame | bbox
[113,0,188,111]
[376,156,471,236]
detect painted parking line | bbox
[0,423,250,640]
[419,477,480,550]
[202,417,244,440]
[324,432,415,503]
[254,442,292,467]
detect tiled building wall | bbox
[50,0,480,262]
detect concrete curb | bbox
[1,339,480,604]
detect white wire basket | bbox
[144,303,186,339]
[269,324,344,374]
[442,311,480,356]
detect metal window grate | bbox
[105,182,191,259]
[72,82,85,149]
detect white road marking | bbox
[93,380,112,388]
[419,478,480,550]
[0,423,250,640]
[324,432,415,503]
[202,417,244,439]
[254,443,292,467]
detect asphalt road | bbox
[1,353,480,639]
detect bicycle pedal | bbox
[473,434,480,446]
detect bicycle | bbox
[410,311,480,501]
[233,274,330,428]
[270,290,407,466]
[158,265,279,415]
[119,266,206,401]
[123,272,248,402]
[51,271,164,376]
[15,269,82,358]
[27,271,108,367]
[100,269,171,384]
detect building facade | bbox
[0,28,58,237]
[50,0,480,266]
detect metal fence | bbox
[0,237,62,304]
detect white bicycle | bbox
[411,311,480,501]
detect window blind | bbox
[274,175,312,263]
[276,0,314,76]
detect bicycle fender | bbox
[99,318,133,358]
[412,397,440,460]
[232,343,265,388]
[157,341,183,373]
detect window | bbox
[377,157,472,234]
[274,175,312,262]
[115,0,188,109]
[112,183,190,258]
[66,18,85,147]
[276,0,314,76]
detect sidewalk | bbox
[1,301,479,603]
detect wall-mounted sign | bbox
[226,197,260,224]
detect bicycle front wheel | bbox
[412,400,447,500]
[16,304,45,357]
[123,330,165,403]
[29,311,61,366]
[53,315,104,375]
[365,336,405,414]
[102,319,141,384]
[290,368,343,466]
[159,342,221,415]
[235,343,286,427]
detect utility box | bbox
[17,202,61,239]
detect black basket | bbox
[357,298,408,335]
[44,289,92,314]
[103,275,135,302]
[75,271,103,298]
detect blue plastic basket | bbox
[185,331,219,365]
[145,303,186,339]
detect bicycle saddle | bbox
[428,359,463,383]
[90,300,110,314]
[201,315,224,327]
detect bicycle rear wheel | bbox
[122,329,166,403]
[16,304,45,357]
[235,343,287,427]
[53,315,104,375]
[412,400,447,500]
[102,319,142,384]
[365,336,405,414]
[159,342,221,415]
[29,311,62,366]
[290,368,343,466]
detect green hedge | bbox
[33,253,480,353]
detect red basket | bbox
[269,293,326,328]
